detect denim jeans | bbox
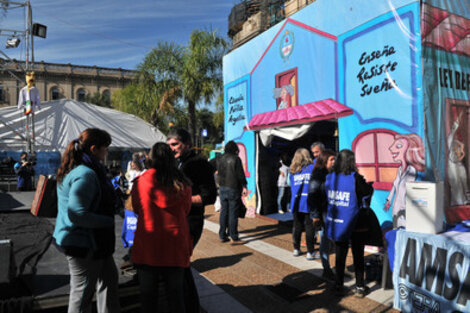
[219,186,241,240]
[319,228,332,272]
[277,186,289,212]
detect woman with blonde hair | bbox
[289,148,317,260]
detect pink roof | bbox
[245,99,353,131]
[422,3,470,57]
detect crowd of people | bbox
[47,125,380,312]
[52,127,217,313]
[284,141,379,298]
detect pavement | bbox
[0,190,398,312]
[193,206,398,313]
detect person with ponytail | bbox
[53,128,120,313]
[131,142,192,313]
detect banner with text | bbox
[394,230,470,312]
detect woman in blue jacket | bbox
[53,128,120,313]
[289,148,317,260]
[324,149,373,298]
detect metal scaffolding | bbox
[0,0,36,154]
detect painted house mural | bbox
[223,0,469,232]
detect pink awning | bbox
[244,99,353,131]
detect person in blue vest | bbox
[324,149,373,298]
[289,148,318,260]
[307,149,336,280]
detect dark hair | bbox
[280,152,290,165]
[313,149,335,170]
[224,141,239,155]
[57,128,111,182]
[20,152,28,160]
[332,149,357,175]
[148,142,191,190]
[167,128,192,146]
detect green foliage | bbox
[86,91,111,107]
[138,29,227,140]
[111,29,227,142]
[199,143,215,159]
[197,108,224,145]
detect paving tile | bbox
[195,205,399,313]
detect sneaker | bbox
[220,237,230,243]
[306,252,314,260]
[293,249,300,257]
[278,210,284,214]
[311,251,321,259]
[354,286,366,298]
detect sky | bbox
[0,0,234,70]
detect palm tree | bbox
[139,30,227,142]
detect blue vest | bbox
[290,164,314,213]
[121,209,137,248]
[324,172,358,242]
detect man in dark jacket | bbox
[217,141,247,242]
[167,128,217,313]
[167,128,217,247]
[14,152,34,191]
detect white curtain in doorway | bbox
[258,123,312,146]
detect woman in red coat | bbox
[131,142,192,313]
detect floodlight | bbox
[32,23,47,38]
[6,38,20,49]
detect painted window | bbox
[275,68,298,109]
[352,129,399,190]
[445,99,470,208]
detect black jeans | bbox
[136,265,185,313]
[183,267,200,313]
[292,211,315,253]
[334,231,365,288]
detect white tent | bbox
[0,99,166,152]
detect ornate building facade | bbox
[0,58,136,107]
[228,0,316,49]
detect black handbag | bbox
[238,201,247,218]
[357,207,384,247]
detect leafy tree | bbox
[86,91,111,107]
[197,108,223,145]
[112,83,188,134]
[139,30,227,142]
[212,90,224,133]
